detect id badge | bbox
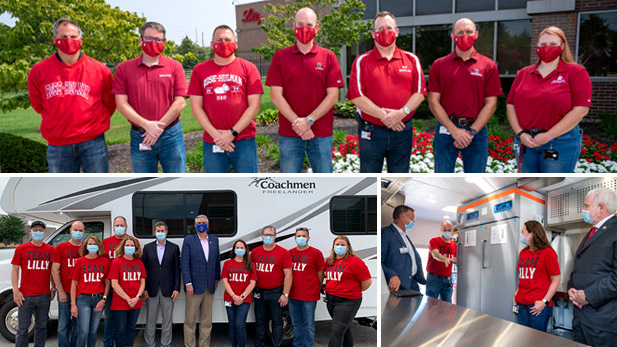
[254,292,261,300]
[213,145,225,153]
[139,143,152,151]
[224,301,232,307]
[361,130,371,140]
[543,149,559,160]
[399,247,409,254]
[439,125,451,135]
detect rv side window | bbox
[329,196,377,235]
[50,222,104,247]
[133,191,237,238]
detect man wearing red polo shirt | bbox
[266,7,345,173]
[347,11,426,173]
[429,18,503,173]
[28,18,115,173]
[189,25,263,173]
[113,22,188,173]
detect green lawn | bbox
[0,80,274,146]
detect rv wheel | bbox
[0,300,34,342]
[267,306,293,346]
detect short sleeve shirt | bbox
[72,256,110,297]
[288,246,325,301]
[11,242,55,296]
[187,58,264,143]
[515,247,560,306]
[250,245,292,290]
[102,236,123,260]
[266,44,344,137]
[51,241,82,293]
[324,255,371,300]
[426,237,457,277]
[221,259,258,303]
[108,256,147,310]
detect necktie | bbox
[584,227,598,245]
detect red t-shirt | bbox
[324,255,371,300]
[111,55,188,123]
[11,242,55,296]
[27,54,116,145]
[51,241,82,293]
[426,237,457,277]
[187,58,264,143]
[108,257,147,310]
[288,246,325,301]
[346,47,427,126]
[507,60,592,130]
[250,245,292,290]
[515,247,560,306]
[221,259,258,303]
[266,44,344,138]
[428,50,503,118]
[72,256,110,297]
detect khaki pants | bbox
[184,288,214,347]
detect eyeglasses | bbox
[142,36,166,43]
[372,26,397,32]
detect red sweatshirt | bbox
[28,54,115,145]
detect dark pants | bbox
[16,294,51,347]
[225,302,251,347]
[573,316,617,347]
[103,290,114,347]
[112,308,141,347]
[358,120,414,173]
[254,286,284,347]
[516,304,552,332]
[326,294,362,347]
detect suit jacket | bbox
[142,240,181,297]
[567,214,617,333]
[381,224,426,291]
[181,233,221,295]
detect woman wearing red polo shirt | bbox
[507,26,591,173]
[221,239,257,347]
[324,236,372,347]
[108,236,146,347]
[513,221,560,332]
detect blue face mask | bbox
[405,220,415,230]
[296,237,307,247]
[235,248,246,257]
[87,245,99,254]
[114,226,126,237]
[520,234,528,245]
[334,245,346,255]
[582,205,597,224]
[155,232,166,241]
[71,230,84,241]
[31,231,45,241]
[125,246,136,256]
[195,223,208,233]
[263,236,274,245]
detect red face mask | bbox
[142,41,165,57]
[453,34,477,52]
[294,26,316,44]
[374,29,397,47]
[55,38,82,55]
[212,41,237,58]
[536,45,562,63]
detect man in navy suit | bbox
[181,214,221,347]
[142,221,181,347]
[381,205,426,292]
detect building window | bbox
[578,11,617,77]
[416,24,452,71]
[362,0,377,20]
[497,19,531,75]
[476,21,495,59]
[397,26,413,52]
[330,196,377,235]
[456,0,495,13]
[498,0,527,10]
[381,0,412,17]
[346,35,375,76]
[133,191,236,238]
[416,0,452,15]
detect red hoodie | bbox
[28,54,115,145]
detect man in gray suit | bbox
[568,188,617,347]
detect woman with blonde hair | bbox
[507,26,591,173]
[324,236,372,347]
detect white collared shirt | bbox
[393,223,417,276]
[156,240,166,265]
[594,214,614,230]
[200,235,209,262]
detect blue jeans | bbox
[47,134,108,173]
[278,135,333,173]
[288,299,317,347]
[130,122,186,173]
[225,302,251,347]
[76,294,105,347]
[254,286,284,347]
[103,291,114,347]
[202,138,258,173]
[515,126,582,173]
[517,304,553,332]
[358,120,413,173]
[425,273,453,303]
[16,294,50,347]
[112,308,141,347]
[433,121,488,173]
[58,293,78,347]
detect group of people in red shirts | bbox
[27,7,592,174]
[10,217,372,347]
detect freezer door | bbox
[456,227,486,312]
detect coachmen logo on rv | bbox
[249,177,316,194]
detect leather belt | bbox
[449,115,476,126]
[131,117,179,133]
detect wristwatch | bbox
[306,117,314,126]
[283,293,289,298]
[240,294,245,299]
[230,128,239,137]
[469,128,477,136]
[102,296,108,301]
[516,130,525,140]
[542,299,549,305]
[403,107,411,115]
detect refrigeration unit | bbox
[456,185,546,322]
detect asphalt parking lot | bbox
[0,319,377,346]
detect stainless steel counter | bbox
[381,294,588,347]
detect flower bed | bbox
[332,130,617,173]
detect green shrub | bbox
[487,118,514,140]
[255,108,279,126]
[493,94,509,126]
[334,100,356,118]
[186,142,203,173]
[0,133,48,173]
[600,111,617,139]
[412,119,425,132]
[332,129,351,147]
[413,100,433,119]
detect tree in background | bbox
[0,215,27,244]
[0,0,146,112]
[253,0,372,61]
[174,35,212,70]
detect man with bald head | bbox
[425,221,457,302]
[266,7,344,173]
[51,220,85,347]
[429,18,502,173]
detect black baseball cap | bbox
[30,221,46,229]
